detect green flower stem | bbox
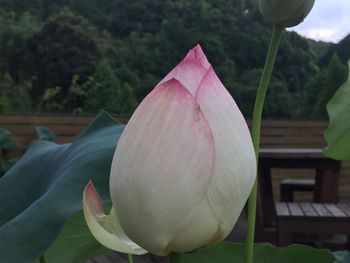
[245,24,283,263]
[128,254,134,263]
[39,255,47,263]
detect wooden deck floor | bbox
[87,253,164,263]
[87,212,248,263]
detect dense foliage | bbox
[0,0,348,118]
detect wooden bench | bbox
[275,202,350,247]
[257,148,342,243]
[280,178,315,202]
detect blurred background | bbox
[0,0,349,119]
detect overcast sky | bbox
[287,0,350,43]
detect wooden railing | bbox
[0,114,128,150]
[0,114,328,148]
[256,120,327,148]
[1,114,349,200]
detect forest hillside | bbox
[0,0,348,119]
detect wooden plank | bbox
[92,255,115,263]
[287,202,304,216]
[342,161,350,167]
[114,116,129,124]
[11,136,36,146]
[0,114,128,125]
[300,202,318,216]
[248,120,328,128]
[260,148,325,159]
[1,124,86,136]
[104,252,138,262]
[312,203,332,217]
[5,128,53,138]
[1,116,328,130]
[338,204,350,216]
[0,115,94,124]
[261,134,324,139]
[260,128,325,136]
[275,202,290,216]
[261,137,325,145]
[1,116,326,127]
[281,178,315,186]
[326,204,347,217]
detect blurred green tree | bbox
[83,59,137,114]
[22,8,100,105]
[0,72,32,112]
[299,54,348,119]
[0,10,39,81]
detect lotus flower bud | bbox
[260,0,315,27]
[83,45,256,256]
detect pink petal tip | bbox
[184,44,210,69]
[83,181,104,213]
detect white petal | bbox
[83,182,147,255]
[110,79,215,255]
[166,197,221,253]
[196,67,257,237]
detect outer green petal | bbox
[83,182,147,255]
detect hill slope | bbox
[0,0,347,119]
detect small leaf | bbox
[36,126,57,141]
[324,60,350,160]
[0,128,11,141]
[169,242,335,263]
[0,129,16,150]
[333,251,350,263]
[0,139,16,151]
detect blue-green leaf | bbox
[0,111,124,263]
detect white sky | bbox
[287,0,350,43]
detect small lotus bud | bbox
[260,0,315,27]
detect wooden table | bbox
[256,148,341,242]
